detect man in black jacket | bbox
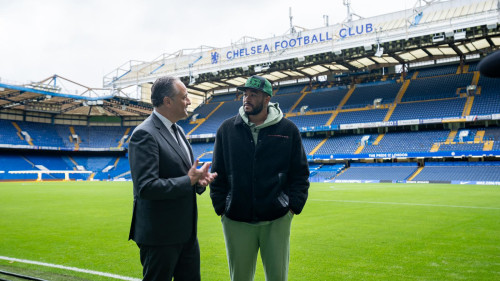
[210,75,309,281]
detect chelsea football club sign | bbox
[224,31,334,61]
[212,23,374,64]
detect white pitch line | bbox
[310,199,500,210]
[0,256,141,281]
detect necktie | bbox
[171,124,181,145]
[172,124,192,164]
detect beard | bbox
[244,101,264,115]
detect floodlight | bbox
[445,30,454,37]
[487,23,498,30]
[432,34,445,43]
[363,45,372,51]
[374,45,384,57]
[454,31,466,41]
[298,56,305,62]
[189,77,196,85]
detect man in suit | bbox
[128,76,217,281]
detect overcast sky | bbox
[0,0,418,93]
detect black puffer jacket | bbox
[210,113,309,222]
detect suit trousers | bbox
[221,212,294,281]
[137,235,200,281]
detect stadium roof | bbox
[0,75,152,117]
[105,0,500,95]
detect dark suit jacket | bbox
[128,113,204,245]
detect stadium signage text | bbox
[221,24,374,61]
[368,153,409,158]
[339,23,374,38]
[225,31,333,60]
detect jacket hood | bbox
[239,102,283,129]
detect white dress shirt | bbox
[153,109,192,163]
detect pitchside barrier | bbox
[7,170,92,181]
[332,179,500,185]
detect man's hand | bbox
[188,160,217,187]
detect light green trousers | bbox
[221,212,294,281]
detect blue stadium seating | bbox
[467,62,478,72]
[17,121,66,147]
[0,153,38,180]
[1,62,499,182]
[188,100,241,135]
[413,162,500,182]
[335,163,418,181]
[403,73,474,102]
[301,137,324,154]
[315,134,367,156]
[272,93,301,113]
[275,84,307,95]
[294,87,348,112]
[0,120,26,146]
[74,126,128,149]
[470,75,500,115]
[333,109,388,125]
[416,64,459,78]
[362,130,449,153]
[210,93,238,102]
[343,82,401,108]
[287,114,331,128]
[93,156,130,180]
[389,98,466,121]
[190,102,221,119]
[191,142,214,160]
[310,164,346,182]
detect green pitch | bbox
[0,181,499,280]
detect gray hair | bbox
[150,76,181,107]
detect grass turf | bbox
[0,181,499,280]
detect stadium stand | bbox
[293,87,349,112]
[190,100,242,135]
[310,164,345,182]
[334,163,418,181]
[287,114,332,128]
[412,162,500,182]
[1,61,499,183]
[0,120,26,146]
[0,153,38,180]
[343,81,400,108]
[332,108,388,125]
[389,98,466,120]
[275,84,307,96]
[191,142,215,161]
[402,73,474,102]
[210,93,238,102]
[315,134,367,156]
[416,64,463,78]
[470,75,500,115]
[272,93,303,113]
[362,130,450,154]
